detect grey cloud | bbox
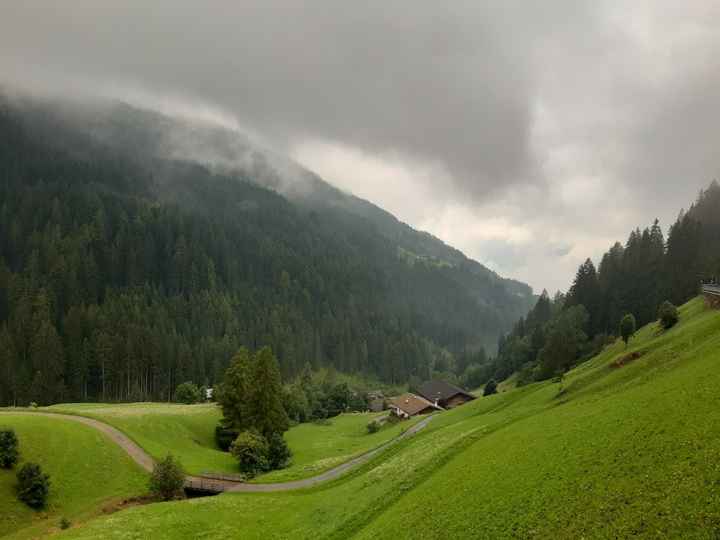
[0,1,591,202]
[1,1,720,293]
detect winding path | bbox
[0,411,433,493]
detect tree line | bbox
[488,181,720,383]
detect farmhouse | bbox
[417,380,475,409]
[388,393,442,419]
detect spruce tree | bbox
[565,259,601,336]
[217,348,253,431]
[249,347,290,438]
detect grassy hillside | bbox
[43,403,412,482]
[55,297,720,539]
[255,413,422,483]
[45,403,234,475]
[0,414,147,539]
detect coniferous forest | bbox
[0,94,534,406]
[490,181,720,383]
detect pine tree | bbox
[565,259,601,335]
[216,348,253,431]
[249,347,290,438]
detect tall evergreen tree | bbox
[565,259,601,335]
[216,348,253,431]
[249,347,290,438]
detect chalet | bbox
[417,380,475,409]
[388,393,442,419]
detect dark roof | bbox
[417,380,475,403]
[389,393,441,416]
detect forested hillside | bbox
[489,181,720,383]
[0,94,533,406]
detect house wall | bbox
[390,406,409,419]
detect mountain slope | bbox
[50,296,720,539]
[0,93,532,405]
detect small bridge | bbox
[701,283,720,309]
[184,477,227,495]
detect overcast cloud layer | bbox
[2,1,719,293]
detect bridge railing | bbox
[184,478,226,493]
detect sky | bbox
[2,1,719,293]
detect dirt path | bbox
[0,411,434,493]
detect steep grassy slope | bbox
[0,414,147,539]
[57,297,720,539]
[43,403,413,482]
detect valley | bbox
[2,297,719,538]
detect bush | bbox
[230,431,269,477]
[16,463,50,509]
[620,313,637,346]
[658,301,679,330]
[174,382,201,404]
[149,454,185,501]
[267,432,291,469]
[483,379,498,396]
[515,364,536,388]
[367,420,380,434]
[29,402,38,409]
[60,517,71,530]
[0,429,20,468]
[215,425,241,451]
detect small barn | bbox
[388,393,442,419]
[417,380,475,409]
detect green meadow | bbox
[0,414,147,540]
[51,297,720,539]
[43,403,411,483]
[45,403,236,476]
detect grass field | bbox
[43,403,412,483]
[255,413,421,483]
[53,297,720,539]
[0,414,147,540]
[44,403,235,476]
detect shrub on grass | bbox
[60,517,71,530]
[230,431,269,477]
[149,454,185,501]
[267,432,291,469]
[215,424,241,451]
[620,314,636,347]
[16,463,50,509]
[367,420,380,434]
[483,379,498,396]
[0,429,20,468]
[174,382,201,404]
[658,301,679,330]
